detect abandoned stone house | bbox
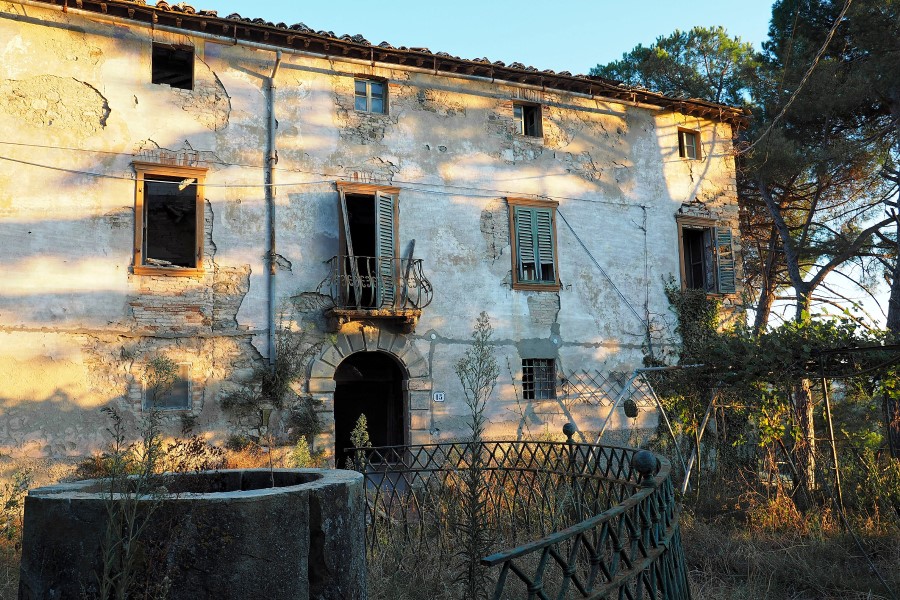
[0,0,745,463]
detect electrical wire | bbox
[741,0,854,156]
[556,208,647,329]
[0,151,646,208]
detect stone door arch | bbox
[307,326,432,464]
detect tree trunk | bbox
[753,226,780,335]
[884,393,900,461]
[792,378,817,497]
[886,221,900,336]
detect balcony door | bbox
[333,351,407,467]
[338,184,398,309]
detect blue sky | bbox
[186,1,776,74]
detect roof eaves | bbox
[32,0,749,126]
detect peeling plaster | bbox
[527,293,561,327]
[480,199,510,261]
[0,75,109,134]
[174,59,231,132]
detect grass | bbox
[2,443,898,600]
[684,514,900,600]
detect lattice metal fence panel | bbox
[561,370,657,409]
[351,439,690,599]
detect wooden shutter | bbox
[338,189,362,308]
[515,206,535,280]
[375,191,396,307]
[535,208,555,281]
[715,227,736,294]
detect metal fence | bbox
[351,432,690,599]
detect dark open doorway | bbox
[334,352,407,466]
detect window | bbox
[336,182,400,308]
[677,217,736,294]
[133,162,206,276]
[678,128,701,160]
[508,198,559,290]
[354,79,387,114]
[144,362,192,410]
[152,43,194,90]
[522,359,556,400]
[514,103,542,137]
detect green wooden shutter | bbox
[535,208,555,282]
[515,206,535,281]
[375,192,396,307]
[715,227,736,294]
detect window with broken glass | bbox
[522,359,556,400]
[355,79,386,114]
[514,103,542,137]
[132,162,206,276]
[678,128,701,160]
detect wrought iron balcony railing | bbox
[319,255,433,313]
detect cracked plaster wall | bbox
[0,3,740,458]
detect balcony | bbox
[318,255,433,332]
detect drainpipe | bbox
[266,50,282,368]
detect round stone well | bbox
[18,469,365,600]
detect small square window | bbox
[514,103,542,137]
[152,43,194,90]
[522,359,556,400]
[678,129,701,160]
[355,79,387,114]
[144,363,192,410]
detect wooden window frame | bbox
[335,181,401,308]
[508,197,560,291]
[354,77,388,114]
[677,128,701,160]
[133,162,207,277]
[676,215,736,295]
[335,181,401,263]
[513,102,543,138]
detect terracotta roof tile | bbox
[28,0,748,125]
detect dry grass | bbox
[684,512,900,600]
[3,448,897,600]
[0,540,17,600]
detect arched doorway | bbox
[333,351,407,466]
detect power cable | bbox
[555,208,647,329]
[741,0,854,156]
[0,152,645,208]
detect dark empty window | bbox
[514,103,542,137]
[152,44,194,90]
[682,228,710,291]
[678,129,700,160]
[522,359,556,400]
[133,163,206,275]
[144,175,198,268]
[678,220,737,295]
[354,79,386,114]
[145,363,192,410]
